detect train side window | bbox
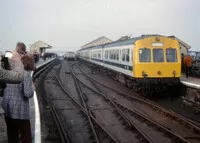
[98,52,101,58]
[122,49,125,61]
[110,50,113,59]
[131,49,133,62]
[126,49,130,62]
[153,49,164,62]
[106,50,108,59]
[139,48,150,62]
[117,50,119,60]
[166,48,177,62]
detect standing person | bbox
[2,54,35,143]
[16,42,26,57]
[183,54,193,78]
[181,53,185,73]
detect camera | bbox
[0,51,12,97]
[0,51,12,70]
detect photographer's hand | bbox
[10,51,22,62]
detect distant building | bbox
[81,36,113,48]
[116,36,131,41]
[30,40,52,55]
[168,36,191,55]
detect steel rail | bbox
[68,64,100,143]
[49,104,70,143]
[112,100,190,143]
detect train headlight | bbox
[172,70,176,76]
[142,71,148,77]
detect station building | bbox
[30,40,52,56]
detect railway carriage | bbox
[77,35,181,96]
[64,52,76,60]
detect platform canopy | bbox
[30,40,52,54]
[168,36,191,55]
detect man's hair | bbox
[21,54,35,71]
[16,42,26,54]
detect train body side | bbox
[76,35,181,86]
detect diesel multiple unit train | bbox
[76,35,181,96]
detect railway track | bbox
[55,62,119,143]
[34,60,66,143]
[44,65,100,143]
[69,61,191,143]
[72,61,200,143]
[68,62,147,143]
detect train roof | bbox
[77,34,167,51]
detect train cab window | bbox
[139,48,150,62]
[122,49,125,61]
[126,49,130,62]
[166,48,177,62]
[153,49,164,62]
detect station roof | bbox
[30,40,52,52]
[81,36,113,49]
[168,36,191,49]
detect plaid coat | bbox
[2,71,34,120]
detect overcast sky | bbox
[0,0,199,52]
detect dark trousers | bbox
[5,118,32,143]
[185,66,191,78]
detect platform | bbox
[181,74,200,90]
[0,58,54,143]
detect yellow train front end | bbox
[133,36,181,95]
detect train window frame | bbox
[166,48,177,62]
[116,50,119,60]
[122,49,125,61]
[126,49,130,62]
[153,48,164,62]
[139,48,151,62]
